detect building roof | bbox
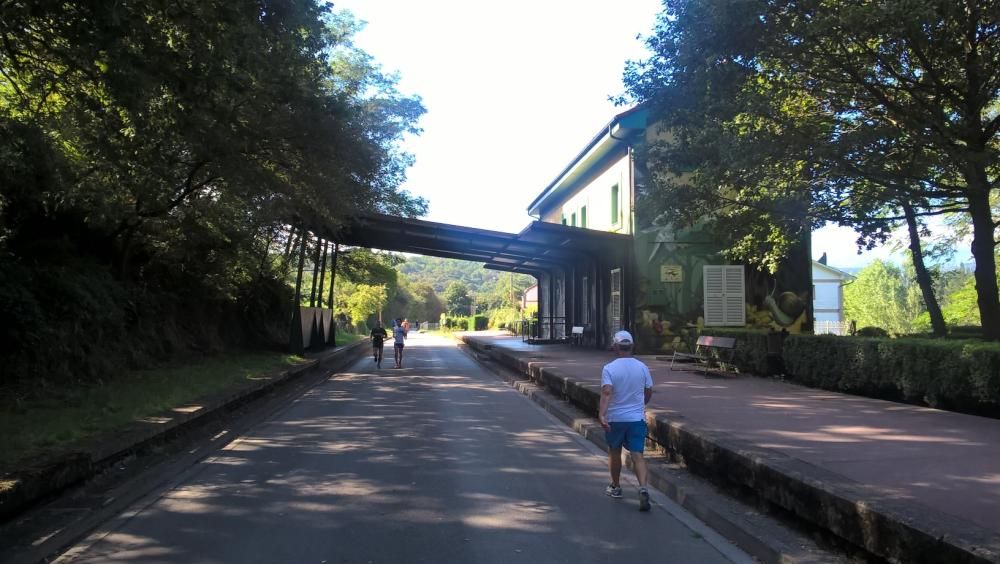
[812,260,856,280]
[526,106,648,218]
[331,213,632,276]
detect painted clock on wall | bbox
[660,264,682,283]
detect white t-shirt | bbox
[601,357,653,422]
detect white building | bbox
[812,254,855,335]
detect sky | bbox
[331,0,967,270]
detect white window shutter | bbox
[703,265,745,326]
[703,266,725,325]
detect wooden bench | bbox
[569,325,585,347]
[670,335,737,374]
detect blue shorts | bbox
[605,421,647,453]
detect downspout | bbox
[627,144,637,337]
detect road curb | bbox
[461,335,1000,564]
[457,339,836,564]
[0,340,368,525]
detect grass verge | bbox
[0,351,310,473]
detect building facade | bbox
[527,107,813,352]
[812,256,855,335]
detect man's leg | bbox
[608,447,623,486]
[625,421,652,511]
[629,451,649,487]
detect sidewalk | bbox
[462,332,1000,563]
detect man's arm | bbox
[599,384,613,431]
[644,387,653,405]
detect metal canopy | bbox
[331,213,632,273]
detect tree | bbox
[0,2,425,384]
[345,284,388,330]
[444,281,473,316]
[940,277,982,327]
[624,0,1000,338]
[843,260,921,335]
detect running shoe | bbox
[638,488,651,511]
[605,484,623,498]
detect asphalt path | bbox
[56,333,750,564]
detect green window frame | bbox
[571,212,577,227]
[581,205,587,228]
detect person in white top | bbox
[392,318,407,368]
[598,330,654,511]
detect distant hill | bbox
[397,255,533,295]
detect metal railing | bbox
[815,320,850,336]
[517,317,567,342]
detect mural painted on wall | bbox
[744,242,813,335]
[632,214,812,354]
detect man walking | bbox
[370,321,387,368]
[598,330,654,511]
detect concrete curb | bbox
[458,339,837,564]
[462,335,1000,564]
[0,340,368,524]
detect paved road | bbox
[56,333,749,563]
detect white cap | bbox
[613,330,633,345]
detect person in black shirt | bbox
[370,321,388,368]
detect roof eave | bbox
[527,106,648,218]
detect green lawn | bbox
[0,351,310,472]
[335,332,364,345]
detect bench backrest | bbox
[571,326,584,335]
[695,335,736,349]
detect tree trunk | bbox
[316,240,329,307]
[309,236,321,307]
[329,243,338,345]
[902,201,946,337]
[966,181,1000,340]
[282,226,296,258]
[258,225,276,277]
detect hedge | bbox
[782,335,1000,414]
[470,314,489,331]
[696,329,1000,416]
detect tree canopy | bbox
[0,1,425,386]
[623,0,1000,338]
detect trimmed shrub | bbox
[469,315,488,331]
[782,334,1000,414]
[439,314,469,331]
[856,326,889,338]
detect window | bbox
[580,206,587,228]
[703,265,746,326]
[571,212,577,227]
[611,184,619,225]
[561,214,567,225]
